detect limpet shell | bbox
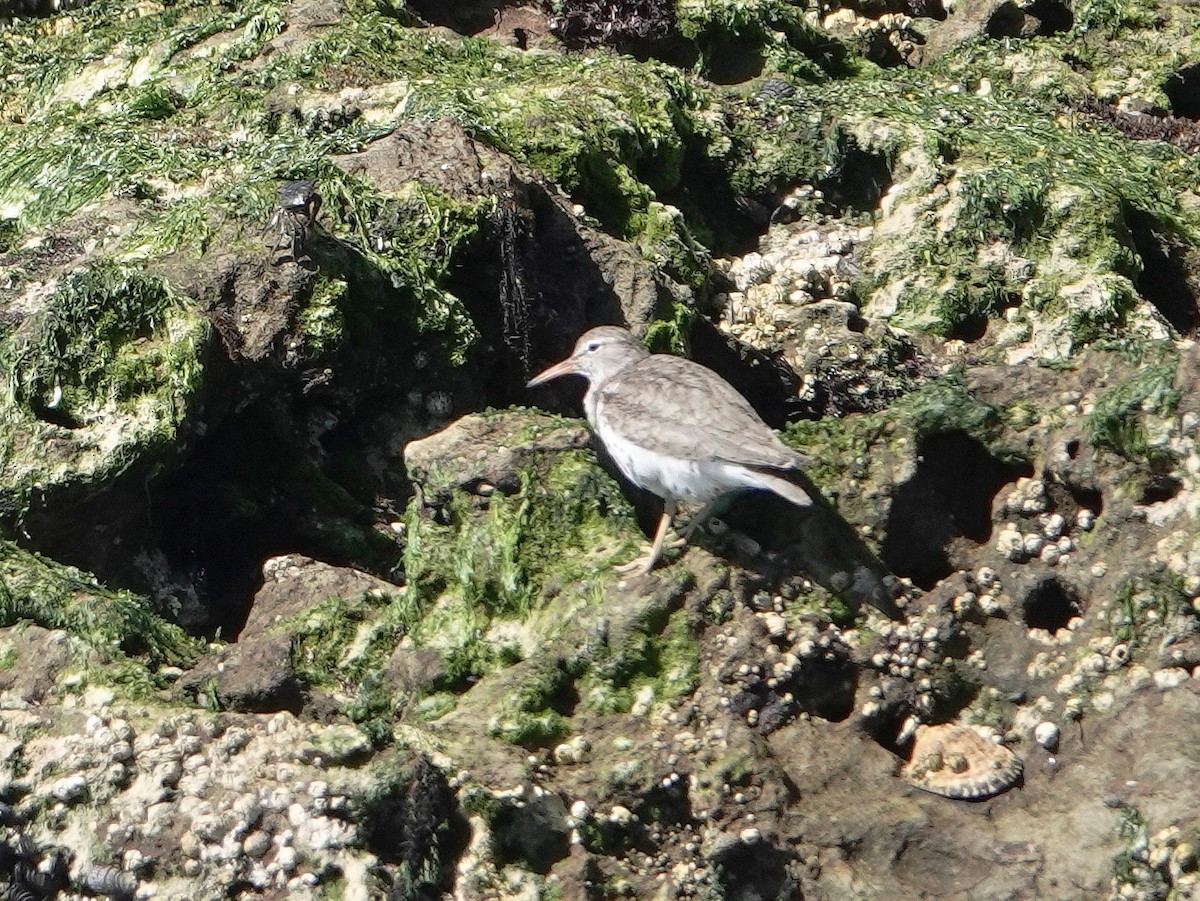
[902,724,1023,800]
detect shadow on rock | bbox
[710,489,903,619]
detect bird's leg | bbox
[616,498,676,575]
[681,498,720,542]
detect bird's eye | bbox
[586,342,600,352]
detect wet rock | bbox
[0,626,71,704]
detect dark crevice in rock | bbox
[406,0,513,34]
[495,800,573,873]
[865,700,921,757]
[824,144,894,214]
[1140,474,1183,505]
[450,187,632,401]
[360,757,466,900]
[711,839,802,900]
[729,649,858,732]
[633,780,693,828]
[154,394,403,639]
[697,30,766,84]
[985,0,1072,37]
[1126,209,1200,336]
[1058,483,1103,523]
[948,293,1018,343]
[905,0,948,18]
[1044,475,1102,520]
[947,312,989,343]
[1165,64,1200,119]
[882,432,1033,590]
[1022,577,1082,632]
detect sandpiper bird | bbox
[528,326,814,574]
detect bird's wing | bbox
[595,355,806,471]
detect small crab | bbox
[268,179,322,263]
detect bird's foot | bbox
[614,536,687,576]
[614,553,657,576]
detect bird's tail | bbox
[747,469,813,507]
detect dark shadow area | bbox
[985,0,1072,37]
[946,312,990,343]
[711,840,802,901]
[698,28,766,84]
[495,802,572,873]
[1165,64,1200,119]
[1022,577,1081,631]
[717,490,904,619]
[858,27,924,69]
[730,647,858,731]
[1046,474,1103,520]
[633,779,693,828]
[867,700,921,756]
[1126,208,1200,335]
[822,143,894,213]
[450,186,632,404]
[947,292,1018,343]
[359,756,467,901]
[1072,478,1105,511]
[882,433,1033,590]
[904,0,948,18]
[1140,474,1183,505]
[407,0,509,33]
[1025,0,1074,31]
[154,400,388,637]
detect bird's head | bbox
[527,326,649,388]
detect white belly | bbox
[600,428,760,505]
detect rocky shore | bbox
[3,0,1200,898]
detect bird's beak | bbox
[526,357,579,388]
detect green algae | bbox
[0,265,209,516]
[743,64,1200,337]
[322,175,487,364]
[1109,571,1192,649]
[387,427,647,740]
[1083,347,1180,465]
[676,0,856,82]
[2,0,1198,356]
[578,604,699,715]
[785,375,1006,488]
[404,446,639,631]
[296,276,349,363]
[1,265,205,419]
[0,539,199,669]
[485,659,574,746]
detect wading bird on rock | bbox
[528,326,816,574]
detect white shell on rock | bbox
[902,724,1023,800]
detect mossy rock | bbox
[0,265,210,515]
[0,539,200,678]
